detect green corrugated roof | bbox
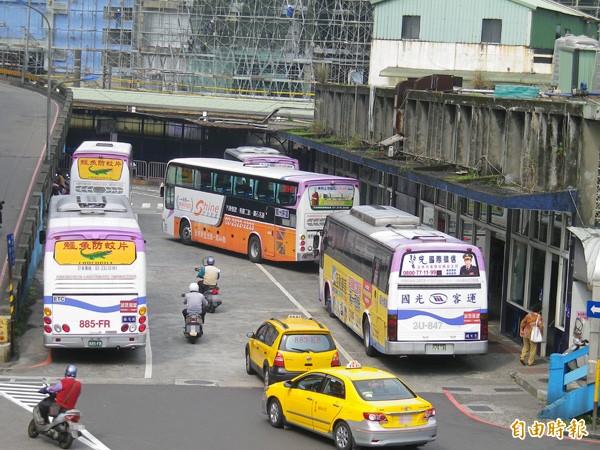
[70,88,314,122]
[369,0,598,20]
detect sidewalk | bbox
[489,325,600,440]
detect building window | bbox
[481,19,501,44]
[402,16,420,40]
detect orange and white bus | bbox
[70,141,133,198]
[161,158,359,263]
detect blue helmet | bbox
[206,256,215,266]
[65,364,77,378]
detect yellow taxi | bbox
[245,315,340,388]
[262,361,437,450]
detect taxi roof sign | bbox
[288,314,302,319]
[346,360,362,369]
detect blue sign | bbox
[6,233,15,267]
[587,300,600,319]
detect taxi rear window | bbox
[353,378,416,401]
[280,334,336,353]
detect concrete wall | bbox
[314,84,600,225]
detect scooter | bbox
[183,312,204,344]
[28,386,83,449]
[562,317,589,372]
[562,336,589,371]
[195,268,223,313]
[181,292,204,344]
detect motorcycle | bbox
[28,385,83,449]
[562,318,589,372]
[195,268,223,313]
[181,293,204,344]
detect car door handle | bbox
[306,397,313,401]
[333,404,341,408]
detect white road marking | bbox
[256,264,353,364]
[145,331,153,379]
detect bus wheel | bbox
[179,220,192,245]
[363,319,377,357]
[248,236,262,263]
[325,289,336,318]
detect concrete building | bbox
[369,0,598,87]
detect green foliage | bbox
[12,285,37,337]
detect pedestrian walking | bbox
[520,302,543,366]
[0,200,4,228]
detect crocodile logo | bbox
[80,249,112,260]
[89,167,113,175]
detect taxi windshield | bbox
[280,334,335,353]
[353,378,416,401]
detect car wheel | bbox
[268,398,284,428]
[248,235,262,263]
[363,319,377,357]
[334,421,355,450]
[27,420,38,438]
[263,364,271,389]
[179,220,192,245]
[245,347,256,375]
[325,288,335,318]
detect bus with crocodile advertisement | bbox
[40,194,147,349]
[69,141,133,199]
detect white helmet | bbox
[189,283,199,292]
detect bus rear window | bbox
[400,251,480,277]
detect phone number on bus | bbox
[224,217,255,230]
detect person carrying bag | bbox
[519,303,543,366]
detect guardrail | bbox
[538,346,594,420]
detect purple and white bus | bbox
[70,141,133,198]
[40,194,147,349]
[224,146,300,170]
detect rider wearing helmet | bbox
[37,364,82,425]
[197,256,221,291]
[183,282,208,320]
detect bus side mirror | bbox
[159,183,164,198]
[39,230,46,245]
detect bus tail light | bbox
[44,325,52,333]
[43,316,52,324]
[139,315,147,324]
[121,324,129,332]
[139,324,147,332]
[331,351,340,367]
[388,314,398,341]
[62,324,70,333]
[273,352,285,367]
[480,313,488,340]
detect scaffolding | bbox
[560,1,600,18]
[0,0,372,98]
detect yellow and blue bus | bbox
[319,205,488,356]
